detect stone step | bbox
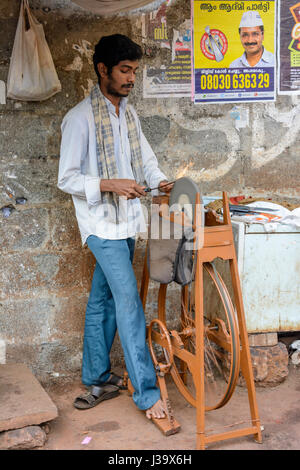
[0,364,58,432]
[0,425,47,450]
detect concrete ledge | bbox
[0,364,58,432]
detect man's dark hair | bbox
[93,34,143,81]
[239,25,264,34]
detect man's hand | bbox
[158,180,174,194]
[100,179,146,199]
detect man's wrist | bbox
[100,179,114,192]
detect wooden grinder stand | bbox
[128,191,262,450]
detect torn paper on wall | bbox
[142,2,191,98]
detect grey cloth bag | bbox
[148,211,195,286]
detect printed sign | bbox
[142,2,192,98]
[278,1,300,94]
[192,0,276,103]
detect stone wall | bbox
[0,0,299,384]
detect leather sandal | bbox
[73,384,119,410]
[103,372,127,390]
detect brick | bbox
[0,297,55,342]
[49,206,82,249]
[249,333,278,347]
[51,293,88,337]
[4,339,83,382]
[249,342,289,386]
[0,207,49,252]
[0,251,87,299]
[0,113,60,158]
[37,338,82,377]
[0,426,47,450]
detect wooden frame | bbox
[130,191,262,449]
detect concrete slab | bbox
[0,364,58,432]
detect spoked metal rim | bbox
[169,261,241,411]
[204,262,240,410]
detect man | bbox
[58,34,172,419]
[229,11,274,68]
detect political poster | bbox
[142,1,192,98]
[278,1,300,94]
[192,0,276,103]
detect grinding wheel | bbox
[169,177,203,224]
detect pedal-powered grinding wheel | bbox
[169,176,204,224]
[144,187,262,447]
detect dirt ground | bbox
[41,364,300,451]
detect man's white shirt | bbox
[58,92,167,244]
[229,48,274,68]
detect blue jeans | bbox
[82,235,160,410]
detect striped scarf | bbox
[90,84,145,221]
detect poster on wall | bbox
[278,1,300,94]
[142,1,192,98]
[192,0,276,103]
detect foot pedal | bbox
[151,415,181,436]
[128,377,180,435]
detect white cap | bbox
[239,11,264,28]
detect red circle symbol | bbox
[200,29,228,61]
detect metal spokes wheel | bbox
[171,261,241,411]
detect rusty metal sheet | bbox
[241,229,300,333]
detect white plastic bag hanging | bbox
[7,0,61,101]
